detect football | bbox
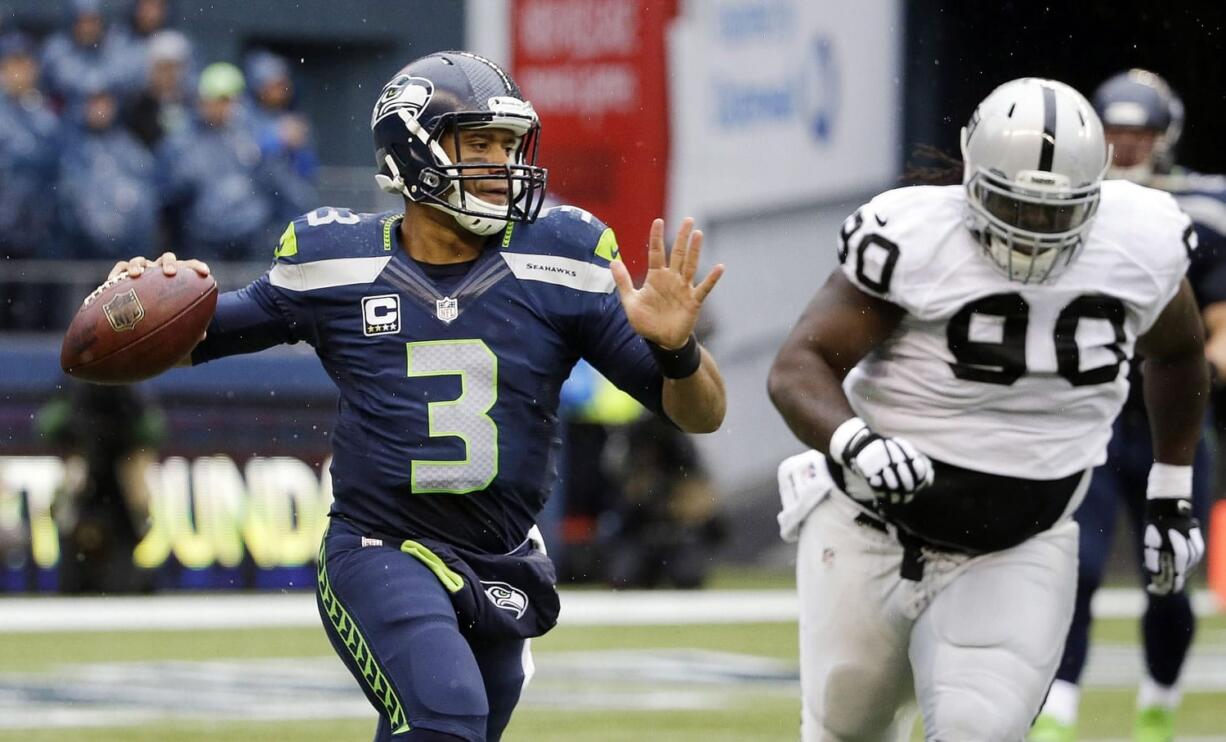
[60,268,218,384]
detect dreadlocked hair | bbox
[901,144,964,186]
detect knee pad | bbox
[926,688,1031,742]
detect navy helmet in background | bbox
[1092,69,1184,181]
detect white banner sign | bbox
[668,0,902,218]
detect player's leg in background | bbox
[316,518,489,742]
[912,519,1079,741]
[797,493,916,742]
[470,635,530,741]
[1121,422,1212,740]
[1032,419,1127,740]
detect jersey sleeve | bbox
[541,210,665,416]
[1181,193,1226,307]
[1134,191,1195,332]
[835,188,945,317]
[191,221,321,364]
[576,290,666,417]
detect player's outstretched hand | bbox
[108,252,211,281]
[610,218,724,349]
[1143,498,1205,595]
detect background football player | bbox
[106,51,726,742]
[1032,69,1226,742]
[769,78,1207,740]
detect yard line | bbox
[0,589,1219,633]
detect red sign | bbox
[512,0,675,274]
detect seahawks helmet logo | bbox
[371,75,434,128]
[482,581,529,619]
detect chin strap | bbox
[375,154,407,196]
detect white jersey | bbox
[839,180,1193,480]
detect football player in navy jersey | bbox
[107,51,726,742]
[1032,70,1226,742]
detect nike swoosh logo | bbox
[875,214,888,227]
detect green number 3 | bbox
[406,339,499,494]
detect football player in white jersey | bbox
[768,78,1208,741]
[1032,70,1226,742]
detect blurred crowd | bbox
[0,0,319,269]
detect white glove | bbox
[1144,498,1205,595]
[829,417,934,504]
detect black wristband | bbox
[647,334,702,379]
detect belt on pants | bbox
[852,509,929,581]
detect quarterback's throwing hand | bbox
[830,417,934,504]
[1143,498,1205,595]
[610,218,725,349]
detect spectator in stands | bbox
[114,0,175,94]
[38,380,164,594]
[56,76,160,259]
[553,359,644,582]
[0,31,60,260]
[123,0,172,45]
[245,49,319,181]
[159,62,314,260]
[604,411,726,590]
[41,0,135,107]
[124,29,192,148]
[552,358,726,588]
[0,32,62,329]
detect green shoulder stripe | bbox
[594,227,620,262]
[275,222,298,259]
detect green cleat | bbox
[1028,713,1075,742]
[1134,706,1175,742]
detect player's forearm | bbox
[1144,350,1209,465]
[661,347,725,433]
[767,345,856,454]
[1202,301,1226,375]
[1203,301,1226,335]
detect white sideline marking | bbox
[0,588,1219,633]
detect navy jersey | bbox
[1122,170,1226,409]
[192,205,665,553]
[1163,169,1226,307]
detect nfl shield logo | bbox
[436,296,458,323]
[103,289,145,332]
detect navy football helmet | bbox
[1092,69,1184,181]
[371,51,548,236]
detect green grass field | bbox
[0,599,1223,741]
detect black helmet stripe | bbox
[1039,84,1057,171]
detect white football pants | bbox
[796,492,1078,741]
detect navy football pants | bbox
[316,517,529,742]
[1055,411,1212,688]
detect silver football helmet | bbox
[961,78,1111,283]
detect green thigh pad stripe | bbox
[317,535,411,734]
